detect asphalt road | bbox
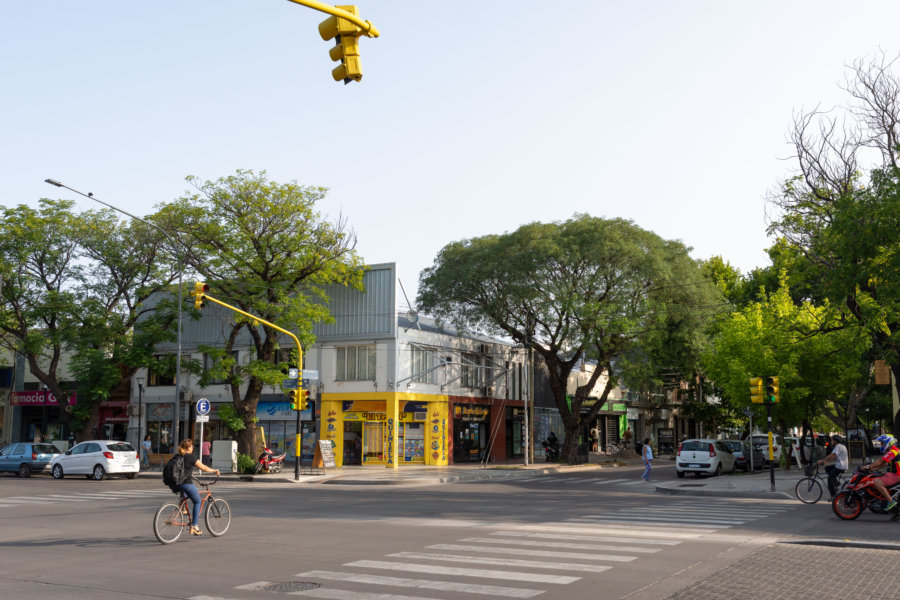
[0,463,893,600]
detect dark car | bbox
[722,440,765,472]
[0,442,61,477]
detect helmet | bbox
[831,435,843,444]
[876,434,896,447]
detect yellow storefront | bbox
[319,392,449,468]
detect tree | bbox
[417,214,720,463]
[0,200,177,440]
[768,52,900,432]
[157,170,364,455]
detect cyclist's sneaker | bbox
[886,500,897,511]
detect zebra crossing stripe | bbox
[426,544,637,563]
[518,523,710,537]
[344,560,582,584]
[491,530,682,546]
[617,480,646,486]
[579,514,744,525]
[0,497,57,504]
[287,588,441,600]
[592,478,630,484]
[567,516,730,528]
[387,552,605,573]
[458,536,661,553]
[297,570,544,598]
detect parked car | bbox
[0,442,61,477]
[50,440,139,480]
[750,433,785,465]
[785,435,828,463]
[676,439,736,478]
[722,440,765,472]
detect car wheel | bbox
[52,464,64,479]
[125,473,136,480]
[18,463,31,478]
[677,470,685,478]
[92,465,107,480]
[714,463,723,477]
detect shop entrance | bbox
[363,421,384,463]
[454,421,487,463]
[343,421,362,465]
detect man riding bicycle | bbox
[817,434,848,500]
[862,434,900,514]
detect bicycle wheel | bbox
[794,477,824,504]
[205,498,231,537]
[153,502,186,544]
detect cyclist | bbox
[862,434,900,513]
[816,434,848,499]
[174,438,219,535]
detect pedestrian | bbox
[201,438,212,467]
[141,434,152,470]
[817,434,848,500]
[623,428,633,452]
[641,437,653,481]
[590,427,599,453]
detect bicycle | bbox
[794,462,845,504]
[153,475,231,544]
[604,440,630,456]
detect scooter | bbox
[542,438,560,462]
[255,447,287,474]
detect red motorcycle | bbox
[255,447,286,474]
[832,466,900,519]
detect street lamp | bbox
[44,179,185,449]
[136,376,145,449]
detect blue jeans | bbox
[642,461,652,480]
[179,483,201,526]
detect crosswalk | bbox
[197,500,790,600]
[517,476,651,487]
[0,485,245,508]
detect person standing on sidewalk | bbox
[141,434,152,470]
[641,438,653,481]
[816,434,848,499]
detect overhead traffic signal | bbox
[765,376,780,403]
[192,282,209,309]
[749,377,764,404]
[318,5,363,83]
[288,388,308,411]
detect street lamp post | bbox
[44,179,185,450]
[136,376,145,449]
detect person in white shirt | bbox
[817,434,848,499]
[641,438,653,481]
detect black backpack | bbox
[162,454,185,490]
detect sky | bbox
[3,1,899,310]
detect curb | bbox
[781,539,900,552]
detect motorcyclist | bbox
[862,434,900,512]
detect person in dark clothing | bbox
[174,438,219,536]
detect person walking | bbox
[141,434,152,470]
[641,438,653,481]
[590,427,599,453]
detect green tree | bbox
[157,170,364,455]
[418,214,720,463]
[0,200,177,439]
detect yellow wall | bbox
[319,392,448,468]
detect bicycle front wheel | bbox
[794,477,824,504]
[205,498,231,536]
[154,502,186,544]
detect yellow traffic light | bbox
[765,376,780,403]
[749,377,764,404]
[319,5,363,83]
[193,282,209,310]
[288,389,300,410]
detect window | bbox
[204,351,238,385]
[148,354,190,386]
[411,346,435,384]
[336,345,376,381]
[461,352,480,388]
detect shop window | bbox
[411,346,435,384]
[337,345,376,381]
[461,352,480,388]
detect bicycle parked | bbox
[153,475,231,544]
[604,440,630,456]
[794,462,845,504]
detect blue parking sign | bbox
[196,398,211,416]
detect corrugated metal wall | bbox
[313,263,396,341]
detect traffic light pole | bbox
[767,402,775,492]
[192,290,305,481]
[284,0,380,37]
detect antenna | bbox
[398,278,420,331]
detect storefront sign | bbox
[453,405,489,421]
[10,390,78,406]
[257,401,312,421]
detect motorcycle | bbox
[832,466,900,519]
[255,446,287,474]
[542,437,560,462]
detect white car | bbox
[676,439,736,478]
[751,433,785,465]
[50,440,139,480]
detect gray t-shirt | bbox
[832,443,849,470]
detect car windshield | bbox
[681,441,710,452]
[32,444,59,454]
[722,441,743,452]
[106,443,135,452]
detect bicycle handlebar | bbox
[193,473,220,486]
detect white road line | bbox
[491,530,682,546]
[297,570,544,598]
[617,480,646,486]
[45,495,93,502]
[386,552,604,573]
[344,560,583,584]
[645,505,785,515]
[0,497,58,504]
[514,523,711,538]
[459,537,660,553]
[426,544,637,563]
[591,478,631,484]
[578,514,744,525]
[566,517,731,528]
[289,588,443,600]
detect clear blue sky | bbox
[3,2,899,307]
